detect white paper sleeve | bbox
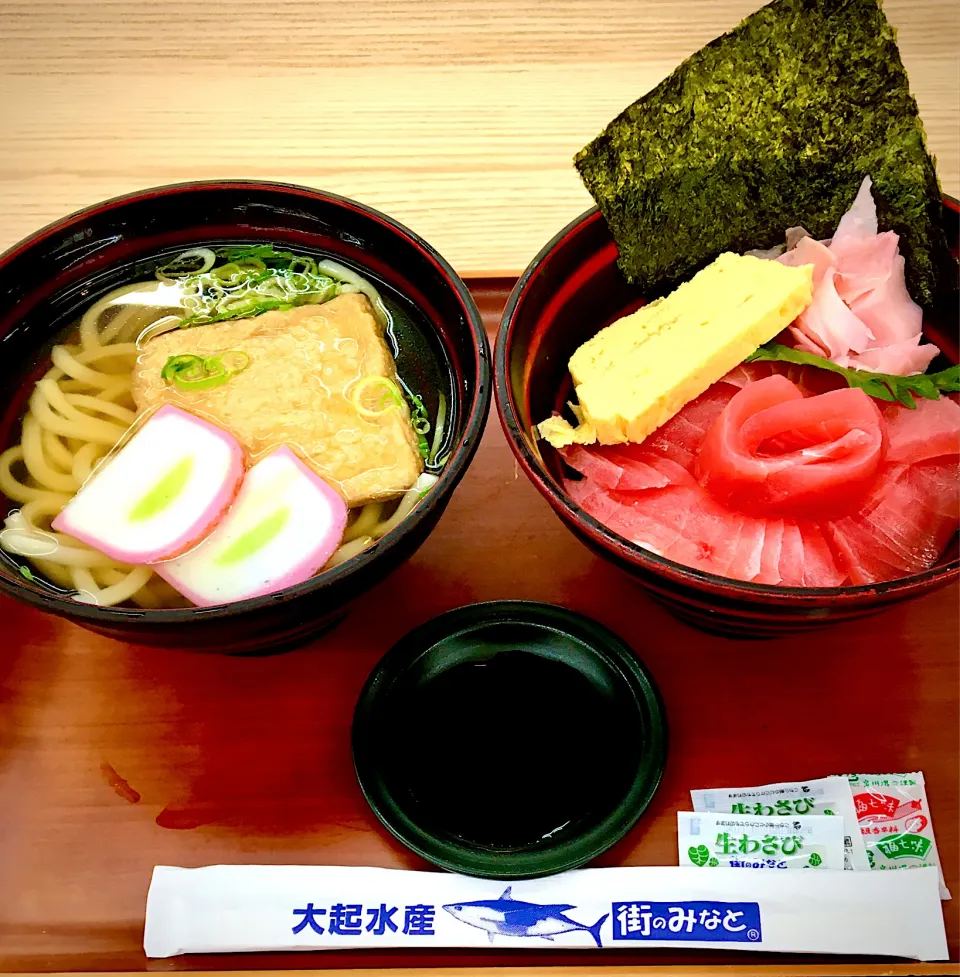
[143,863,947,960]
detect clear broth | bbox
[0,243,455,604]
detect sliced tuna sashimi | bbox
[557,364,955,589]
[52,405,244,564]
[756,517,785,585]
[566,473,748,577]
[560,444,672,492]
[797,523,847,587]
[696,375,886,518]
[567,479,687,559]
[726,515,767,583]
[720,361,783,388]
[824,458,959,584]
[649,489,746,575]
[776,520,805,586]
[646,383,738,471]
[884,397,960,465]
[727,361,845,398]
[825,520,906,585]
[776,521,847,587]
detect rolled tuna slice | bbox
[155,446,349,606]
[52,405,244,564]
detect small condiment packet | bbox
[143,863,947,960]
[690,775,870,871]
[677,812,845,870]
[847,771,951,900]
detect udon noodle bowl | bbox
[0,245,453,609]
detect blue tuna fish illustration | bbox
[443,887,608,947]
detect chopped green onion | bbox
[219,350,251,373]
[161,354,205,384]
[405,392,431,458]
[154,245,388,329]
[161,350,251,391]
[19,565,34,582]
[174,369,230,391]
[427,392,447,467]
[351,376,404,419]
[156,248,216,280]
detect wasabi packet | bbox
[690,776,870,871]
[677,812,845,871]
[848,772,951,900]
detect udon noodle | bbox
[0,260,440,608]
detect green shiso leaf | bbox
[747,342,960,408]
[574,0,955,306]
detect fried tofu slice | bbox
[131,293,423,506]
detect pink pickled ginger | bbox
[775,176,939,376]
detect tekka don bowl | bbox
[0,183,490,652]
[495,200,959,638]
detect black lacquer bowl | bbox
[353,601,667,879]
[0,182,490,653]
[495,200,959,638]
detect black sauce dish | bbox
[495,199,959,639]
[353,601,667,879]
[0,182,490,653]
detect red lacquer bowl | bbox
[495,199,959,638]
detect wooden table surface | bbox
[0,0,958,972]
[0,287,957,971]
[0,0,957,277]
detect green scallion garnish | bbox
[167,245,341,328]
[408,392,431,458]
[161,350,251,391]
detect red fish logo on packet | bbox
[854,793,923,823]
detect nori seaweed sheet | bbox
[575,0,954,306]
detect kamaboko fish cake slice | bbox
[155,446,348,606]
[53,405,244,564]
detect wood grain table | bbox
[0,0,957,277]
[0,0,958,973]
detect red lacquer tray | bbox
[0,284,956,972]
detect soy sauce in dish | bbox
[381,649,639,849]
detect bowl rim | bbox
[495,199,960,604]
[0,180,492,622]
[351,599,668,880]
